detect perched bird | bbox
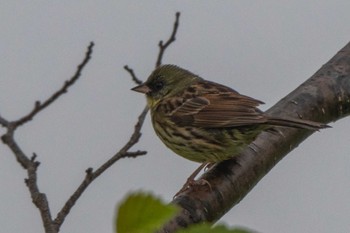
[132,65,328,188]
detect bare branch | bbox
[122,150,147,158]
[125,12,181,85]
[156,12,180,67]
[0,114,9,127]
[1,128,57,232]
[54,105,148,229]
[25,154,57,233]
[124,65,143,85]
[2,11,181,232]
[1,125,31,168]
[0,42,95,233]
[14,42,95,128]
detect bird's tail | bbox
[266,117,330,131]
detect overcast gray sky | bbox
[1,1,350,233]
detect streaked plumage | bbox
[132,65,328,163]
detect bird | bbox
[132,64,329,191]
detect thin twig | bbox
[25,154,57,233]
[1,127,57,232]
[14,42,95,128]
[0,114,9,127]
[155,12,180,68]
[54,106,148,229]
[122,150,148,158]
[124,65,143,85]
[1,125,31,168]
[125,11,181,86]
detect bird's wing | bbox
[170,92,267,128]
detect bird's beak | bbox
[131,84,151,94]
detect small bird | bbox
[132,65,328,189]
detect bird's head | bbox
[132,64,200,108]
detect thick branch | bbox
[159,41,350,232]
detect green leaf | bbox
[116,192,179,233]
[177,223,254,233]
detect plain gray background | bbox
[1,1,350,233]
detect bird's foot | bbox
[174,175,212,198]
[173,162,216,198]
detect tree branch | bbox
[54,105,148,229]
[158,41,350,232]
[124,11,180,86]
[0,42,95,233]
[14,42,95,128]
[156,12,180,68]
[1,125,31,168]
[25,154,56,233]
[0,114,9,127]
[1,11,182,232]
[124,65,143,85]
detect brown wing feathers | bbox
[168,80,328,130]
[171,90,268,128]
[191,93,267,127]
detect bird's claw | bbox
[174,178,212,198]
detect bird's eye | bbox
[152,80,164,92]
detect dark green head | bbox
[132,64,201,107]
